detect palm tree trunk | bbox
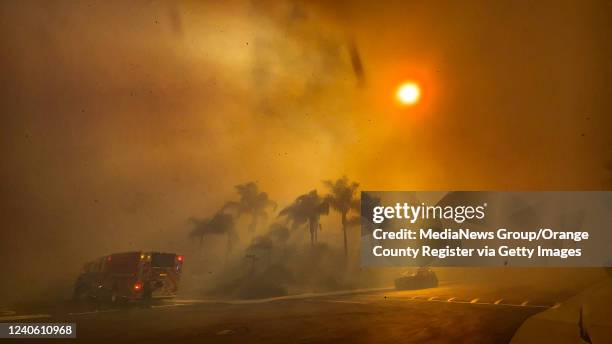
[341,211,348,257]
[309,220,316,246]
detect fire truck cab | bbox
[73,251,184,303]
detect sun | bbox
[396,82,421,105]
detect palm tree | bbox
[189,211,237,258]
[189,218,209,249]
[323,176,359,257]
[223,182,276,235]
[278,190,329,246]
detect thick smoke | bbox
[1,0,610,302]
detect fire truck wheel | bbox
[72,286,87,302]
[110,290,118,304]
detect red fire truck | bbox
[73,251,184,303]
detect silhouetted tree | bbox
[323,176,359,257]
[189,211,237,258]
[224,182,276,235]
[278,190,329,246]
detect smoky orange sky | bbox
[1,0,610,300]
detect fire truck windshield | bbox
[151,253,176,268]
[107,252,140,273]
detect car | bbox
[73,251,184,304]
[394,267,438,290]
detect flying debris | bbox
[348,40,365,86]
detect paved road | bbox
[0,282,572,343]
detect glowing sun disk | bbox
[396,82,421,105]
